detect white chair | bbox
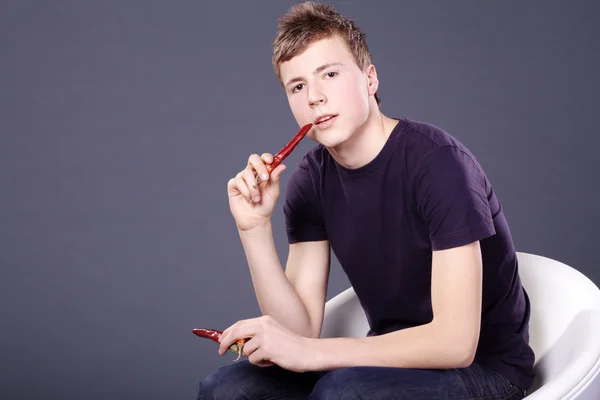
[320,252,600,399]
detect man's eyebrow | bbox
[285,62,345,87]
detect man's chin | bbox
[316,132,350,149]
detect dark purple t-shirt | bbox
[283,118,535,390]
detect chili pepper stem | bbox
[229,342,243,361]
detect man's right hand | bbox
[227,153,287,232]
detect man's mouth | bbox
[315,115,337,125]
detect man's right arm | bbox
[238,221,330,339]
[227,152,329,338]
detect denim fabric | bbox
[197,361,526,399]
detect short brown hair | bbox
[273,1,381,105]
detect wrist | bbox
[238,220,272,239]
[304,337,327,371]
[304,337,365,371]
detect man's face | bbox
[279,35,377,148]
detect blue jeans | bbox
[197,360,526,399]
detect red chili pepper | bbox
[192,328,223,342]
[192,328,248,361]
[266,123,313,174]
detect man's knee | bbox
[196,368,219,400]
[196,363,249,400]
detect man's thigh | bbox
[309,362,525,400]
[197,360,326,400]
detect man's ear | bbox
[365,64,379,96]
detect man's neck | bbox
[327,109,398,170]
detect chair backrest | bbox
[321,286,368,339]
[516,252,600,398]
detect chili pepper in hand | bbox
[255,123,313,187]
[266,123,313,173]
[192,328,248,361]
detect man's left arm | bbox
[307,240,482,371]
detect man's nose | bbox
[308,89,326,107]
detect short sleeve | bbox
[414,145,495,251]
[283,157,327,243]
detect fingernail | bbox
[262,173,268,180]
[253,196,260,202]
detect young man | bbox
[198,2,534,399]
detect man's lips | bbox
[312,115,338,130]
[314,114,337,125]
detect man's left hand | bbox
[218,315,316,372]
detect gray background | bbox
[1,1,598,399]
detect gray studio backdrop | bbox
[1,1,598,399]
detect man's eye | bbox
[325,72,337,78]
[292,84,304,92]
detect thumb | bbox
[269,164,287,183]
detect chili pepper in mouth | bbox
[192,328,248,361]
[254,123,313,187]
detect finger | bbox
[248,154,269,184]
[269,164,287,183]
[241,168,261,203]
[248,347,272,367]
[241,337,260,358]
[218,323,239,355]
[218,333,236,355]
[258,360,274,367]
[218,321,256,355]
[233,175,252,203]
[221,317,250,339]
[227,178,237,194]
[261,153,273,167]
[228,172,245,194]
